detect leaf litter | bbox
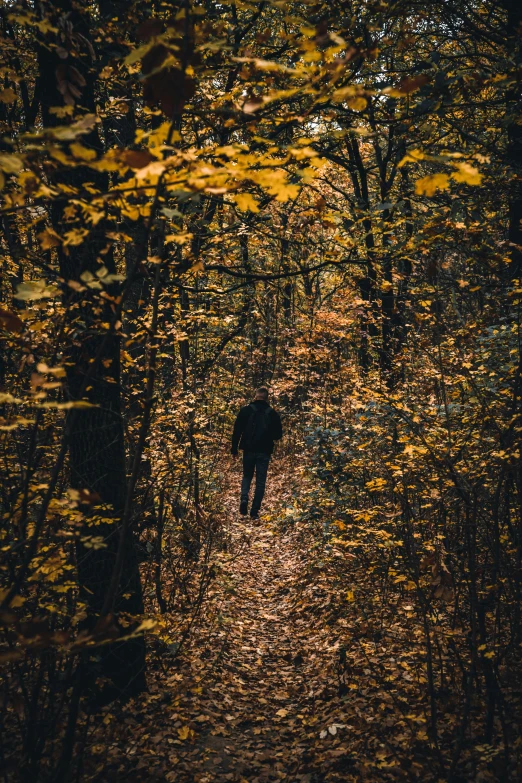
[82,458,455,782]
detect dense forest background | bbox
[1,0,522,780]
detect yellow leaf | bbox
[0,393,22,404]
[38,227,62,249]
[70,142,97,161]
[346,96,367,111]
[63,228,89,246]
[135,618,158,632]
[122,205,141,221]
[49,105,74,119]
[177,725,191,740]
[15,280,61,301]
[266,181,301,202]
[165,232,193,245]
[49,114,98,141]
[233,57,298,75]
[48,145,70,165]
[233,193,260,212]
[331,86,368,111]
[0,153,24,173]
[121,351,135,365]
[276,708,288,717]
[331,86,356,101]
[135,160,166,180]
[451,162,482,186]
[415,173,450,197]
[0,88,17,103]
[36,363,66,377]
[398,148,428,167]
[39,400,94,409]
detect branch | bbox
[204,254,364,281]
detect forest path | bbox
[172,463,337,783]
[186,522,314,781]
[106,461,357,783]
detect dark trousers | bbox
[241,451,270,513]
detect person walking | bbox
[231,387,283,519]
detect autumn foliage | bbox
[1,0,522,781]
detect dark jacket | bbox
[231,400,283,456]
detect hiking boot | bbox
[239,500,248,516]
[250,509,260,520]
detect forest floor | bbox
[86,460,389,782]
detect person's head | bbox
[254,386,269,401]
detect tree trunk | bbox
[502,0,522,644]
[37,0,145,699]
[504,1,522,278]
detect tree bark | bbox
[37,0,146,699]
[503,1,522,277]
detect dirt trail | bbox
[103,466,355,783]
[187,521,315,781]
[163,462,348,783]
